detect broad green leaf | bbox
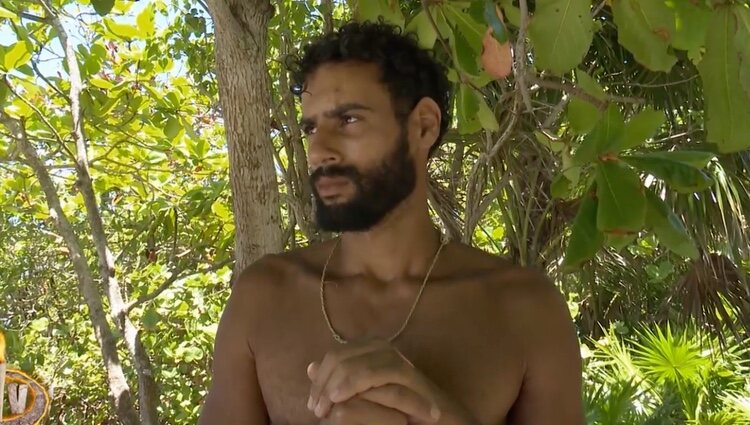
[534,130,565,153]
[142,307,161,331]
[567,69,606,134]
[668,0,710,56]
[91,0,114,16]
[622,153,713,193]
[104,19,140,40]
[596,160,646,233]
[477,97,499,131]
[484,0,508,43]
[637,150,715,169]
[499,0,521,27]
[356,0,404,28]
[405,10,437,49]
[452,29,480,76]
[551,174,572,199]
[164,116,182,141]
[30,317,49,332]
[698,6,750,153]
[527,0,594,75]
[611,0,677,72]
[618,108,666,150]
[3,41,33,71]
[89,76,114,89]
[211,201,231,221]
[444,3,484,53]
[573,104,625,165]
[735,6,750,101]
[645,190,698,259]
[607,233,637,252]
[137,4,156,38]
[563,192,604,268]
[457,84,481,134]
[0,6,18,21]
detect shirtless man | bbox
[198,21,584,425]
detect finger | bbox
[309,340,384,411]
[323,396,408,425]
[359,384,441,423]
[307,362,319,380]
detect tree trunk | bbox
[2,114,140,425]
[35,1,161,421]
[206,0,283,276]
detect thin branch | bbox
[527,73,646,107]
[126,258,233,312]
[2,77,76,159]
[20,12,46,23]
[514,0,534,114]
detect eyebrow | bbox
[300,102,373,127]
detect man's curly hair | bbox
[288,21,452,157]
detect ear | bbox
[409,97,441,154]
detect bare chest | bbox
[252,283,525,425]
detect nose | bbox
[307,132,342,170]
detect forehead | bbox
[300,61,392,115]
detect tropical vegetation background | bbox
[0,0,749,423]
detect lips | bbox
[315,176,351,198]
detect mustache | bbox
[310,165,360,183]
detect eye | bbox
[302,124,317,135]
[341,115,359,125]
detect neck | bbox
[337,192,443,283]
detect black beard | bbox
[310,134,416,232]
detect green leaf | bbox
[452,29,480,76]
[499,0,521,27]
[484,0,508,43]
[637,150,715,169]
[444,4,485,53]
[534,130,565,153]
[477,97,499,131]
[734,7,750,102]
[3,41,33,71]
[142,307,161,331]
[698,6,750,153]
[356,0,404,28]
[104,19,140,40]
[457,84,481,134]
[91,0,115,16]
[607,233,637,252]
[668,0,711,56]
[611,0,677,72]
[0,6,18,21]
[406,10,438,49]
[30,317,49,332]
[567,69,606,134]
[211,200,231,221]
[551,174,572,199]
[527,0,594,75]
[622,153,713,193]
[618,108,665,150]
[563,192,604,268]
[137,4,156,37]
[573,104,625,165]
[596,160,646,233]
[164,116,182,141]
[645,190,698,259]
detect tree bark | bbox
[36,1,161,422]
[1,113,140,425]
[206,0,283,276]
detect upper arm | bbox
[507,272,585,425]
[198,265,270,425]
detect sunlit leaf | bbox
[527,0,594,75]
[617,108,666,151]
[2,41,33,71]
[137,4,156,38]
[698,6,750,153]
[611,0,677,72]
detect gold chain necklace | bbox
[319,234,449,344]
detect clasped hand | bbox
[306,339,474,425]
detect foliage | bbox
[0,0,749,423]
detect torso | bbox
[246,241,533,425]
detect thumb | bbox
[307,362,319,380]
